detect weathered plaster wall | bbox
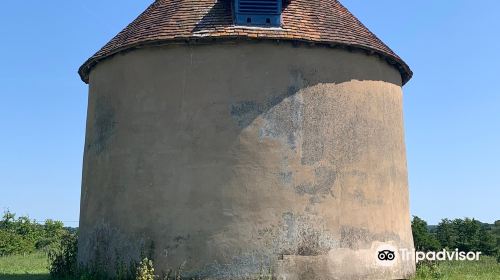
[79,41,414,279]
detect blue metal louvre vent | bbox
[234,0,282,27]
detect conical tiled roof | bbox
[79,0,412,84]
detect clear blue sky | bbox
[0,1,498,226]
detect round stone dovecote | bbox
[78,1,414,279]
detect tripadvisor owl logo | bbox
[378,249,395,261]
[375,244,398,267]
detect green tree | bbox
[436,218,457,249]
[455,218,480,251]
[493,220,500,248]
[0,211,38,255]
[411,216,441,251]
[37,219,66,251]
[478,225,497,256]
[14,216,43,243]
[0,211,16,230]
[435,218,497,256]
[0,230,35,256]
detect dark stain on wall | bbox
[229,100,263,128]
[295,167,336,203]
[274,212,337,257]
[172,234,190,249]
[88,96,116,155]
[340,226,402,250]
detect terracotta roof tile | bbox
[79,0,412,84]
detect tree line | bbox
[0,210,74,256]
[411,216,500,261]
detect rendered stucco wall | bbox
[79,41,415,279]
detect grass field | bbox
[0,252,49,280]
[413,256,500,280]
[0,253,499,279]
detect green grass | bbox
[413,256,500,280]
[0,252,50,280]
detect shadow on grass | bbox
[0,274,50,280]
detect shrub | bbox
[0,211,38,256]
[415,261,442,279]
[136,258,155,280]
[35,237,61,253]
[48,232,78,278]
[0,230,35,256]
